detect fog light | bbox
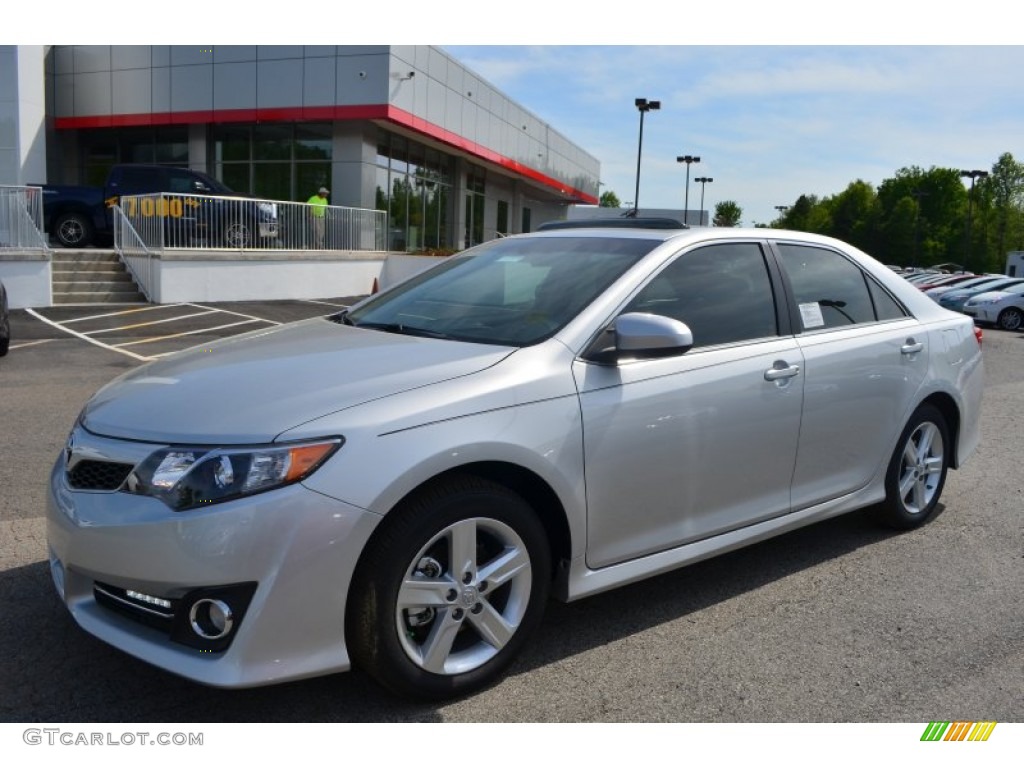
[189,598,234,640]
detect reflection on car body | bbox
[47,227,983,699]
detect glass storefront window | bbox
[254,124,291,162]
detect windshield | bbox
[344,235,659,346]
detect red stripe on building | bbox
[53,105,597,204]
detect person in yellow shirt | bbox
[307,186,329,248]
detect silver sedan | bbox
[47,227,983,698]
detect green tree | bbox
[713,200,742,227]
[599,190,621,208]
[985,153,1024,268]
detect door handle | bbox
[764,364,800,381]
[901,340,924,355]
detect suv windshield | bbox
[344,236,660,346]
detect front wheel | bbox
[997,307,1023,331]
[347,476,550,699]
[874,403,950,530]
[222,221,253,248]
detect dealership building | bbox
[1,45,600,253]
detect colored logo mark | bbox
[921,721,997,742]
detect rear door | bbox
[771,241,928,510]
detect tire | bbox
[874,403,950,530]
[997,307,1023,331]
[0,317,9,357]
[222,221,253,248]
[53,212,94,248]
[347,475,551,699]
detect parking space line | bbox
[112,319,265,348]
[186,303,283,325]
[58,304,189,324]
[25,308,154,361]
[8,339,55,350]
[85,310,220,335]
[301,299,351,308]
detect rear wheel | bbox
[347,475,550,699]
[874,404,950,530]
[53,212,93,248]
[997,307,1023,331]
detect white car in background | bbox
[924,274,1006,300]
[963,286,1024,330]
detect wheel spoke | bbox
[478,545,530,590]
[398,576,453,609]
[449,519,478,580]
[915,424,937,461]
[467,599,516,650]
[898,469,916,500]
[912,476,927,512]
[418,609,463,673]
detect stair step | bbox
[50,249,149,304]
[53,290,148,304]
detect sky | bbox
[17,2,1022,227]
[443,45,1024,225]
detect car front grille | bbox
[67,460,134,491]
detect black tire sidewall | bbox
[348,478,551,700]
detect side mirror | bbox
[585,312,694,364]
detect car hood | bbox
[82,318,514,444]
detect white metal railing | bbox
[116,193,387,252]
[112,205,154,301]
[0,185,50,252]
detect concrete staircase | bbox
[51,249,148,304]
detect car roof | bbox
[536,216,686,231]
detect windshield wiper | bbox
[354,321,449,339]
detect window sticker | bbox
[799,302,825,329]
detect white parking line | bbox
[113,319,264,348]
[86,310,219,335]
[26,308,155,361]
[57,304,190,324]
[186,303,283,325]
[8,339,55,350]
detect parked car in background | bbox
[0,278,9,357]
[39,164,278,248]
[925,274,1005,300]
[963,286,1024,330]
[47,227,984,699]
[938,278,1024,313]
[911,273,978,292]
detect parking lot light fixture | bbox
[694,177,713,225]
[676,155,700,224]
[632,99,661,215]
[959,169,988,272]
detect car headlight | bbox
[126,438,342,511]
[967,297,1002,306]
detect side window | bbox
[776,244,876,330]
[624,242,778,348]
[867,277,909,321]
[167,170,198,193]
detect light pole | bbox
[959,169,988,272]
[694,177,713,225]
[911,189,929,268]
[632,98,660,215]
[676,155,700,224]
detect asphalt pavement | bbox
[1,304,1022,722]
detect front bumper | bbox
[46,442,381,688]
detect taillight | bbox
[974,325,983,347]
